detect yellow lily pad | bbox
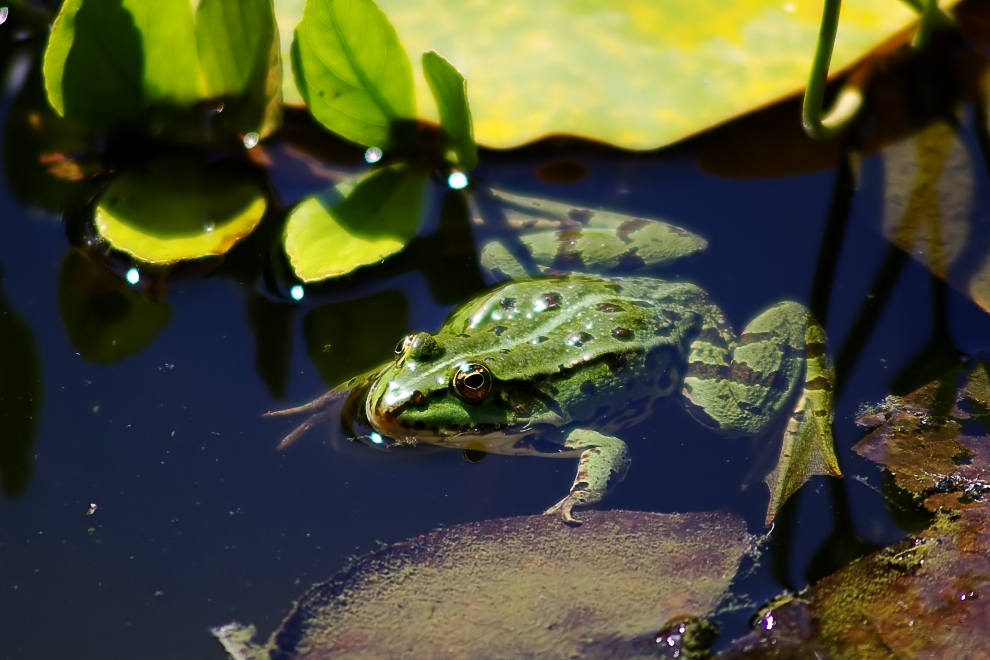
[276,0,958,149]
[94,157,267,264]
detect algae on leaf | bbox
[215,510,753,660]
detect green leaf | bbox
[44,0,281,139]
[284,165,427,282]
[57,249,172,363]
[94,156,268,264]
[196,0,284,138]
[292,0,415,147]
[276,0,961,149]
[422,50,476,170]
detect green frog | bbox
[268,193,841,524]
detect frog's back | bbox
[437,275,728,432]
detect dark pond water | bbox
[3,14,990,660]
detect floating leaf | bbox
[57,249,172,363]
[422,50,476,170]
[276,0,960,149]
[291,0,416,147]
[854,360,990,511]
[215,510,753,660]
[44,0,281,139]
[0,269,42,499]
[303,290,409,388]
[718,504,990,659]
[283,165,427,282]
[94,156,267,264]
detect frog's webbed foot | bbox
[543,429,630,525]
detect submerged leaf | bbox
[422,50,477,170]
[276,0,960,148]
[292,0,416,147]
[94,157,267,264]
[57,249,172,363]
[303,290,409,389]
[283,165,427,282]
[215,510,753,660]
[0,270,42,498]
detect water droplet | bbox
[566,332,593,347]
[447,171,468,190]
[125,268,140,285]
[243,132,260,149]
[290,285,304,301]
[612,327,634,340]
[0,7,8,24]
[364,147,383,163]
[533,292,561,312]
[204,220,215,233]
[369,432,384,445]
[529,336,548,344]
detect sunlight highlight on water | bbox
[447,171,468,189]
[0,7,8,24]
[290,285,304,301]
[125,268,139,285]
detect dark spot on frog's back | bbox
[580,381,597,395]
[499,297,516,310]
[612,327,634,340]
[491,325,507,336]
[617,218,649,241]
[597,302,622,313]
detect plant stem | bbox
[803,0,863,140]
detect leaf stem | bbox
[803,0,951,141]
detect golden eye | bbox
[394,336,410,359]
[452,363,492,403]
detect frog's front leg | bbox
[544,429,630,524]
[681,301,840,523]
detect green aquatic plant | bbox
[43,0,282,143]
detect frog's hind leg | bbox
[544,429,631,524]
[680,302,840,524]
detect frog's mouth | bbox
[364,386,532,446]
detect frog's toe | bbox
[544,497,583,525]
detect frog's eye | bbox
[452,363,492,403]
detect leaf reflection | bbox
[57,248,172,363]
[0,267,42,499]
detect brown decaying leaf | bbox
[853,361,990,511]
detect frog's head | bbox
[362,330,547,445]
